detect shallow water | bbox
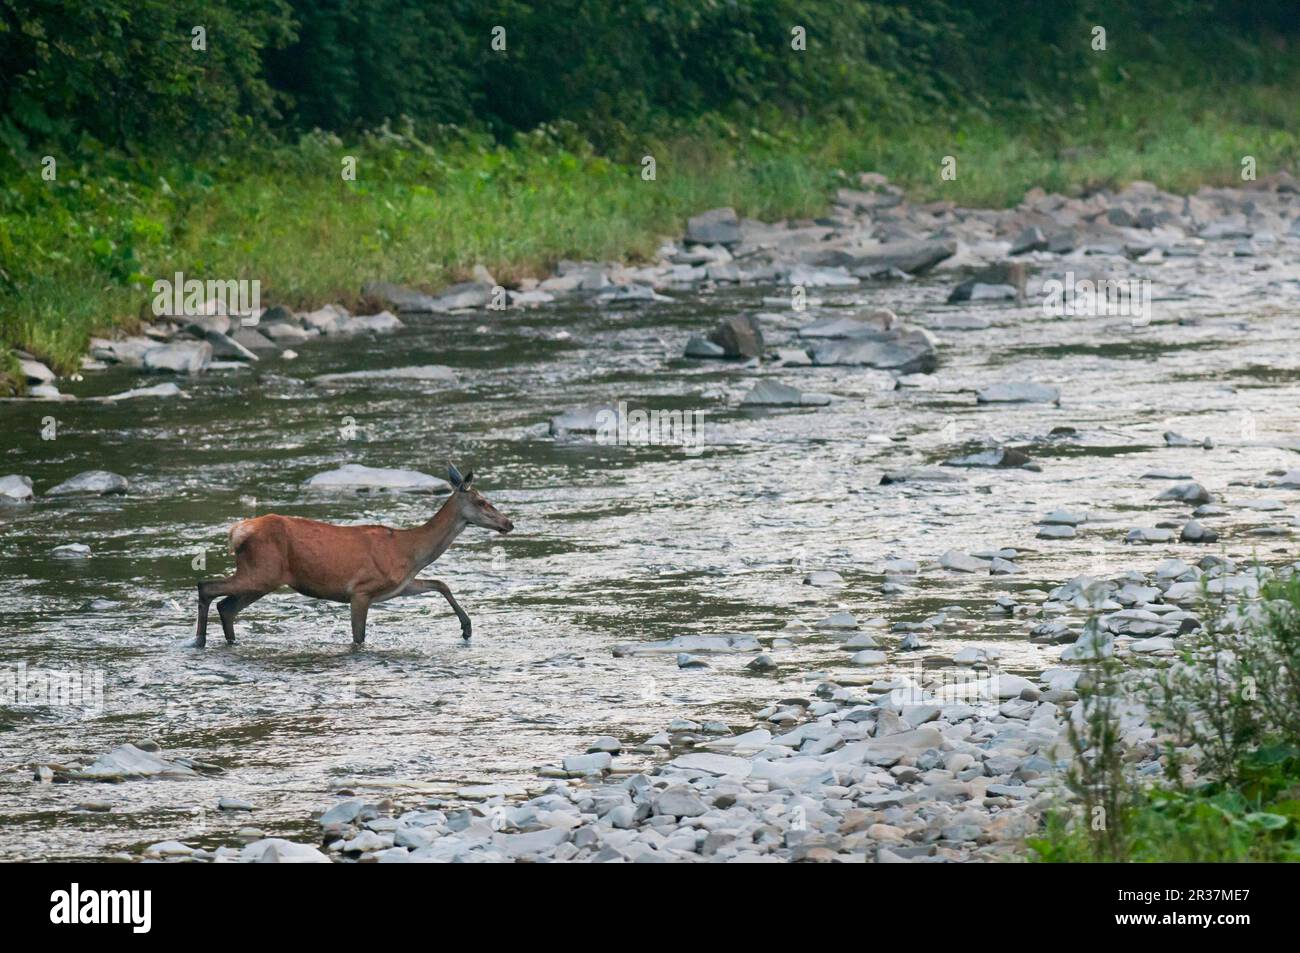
[2,253,1299,859]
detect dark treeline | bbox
[1,0,1297,156]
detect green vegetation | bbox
[1032,745,1300,863]
[1032,576,1300,862]
[1,1,1298,387]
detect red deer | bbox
[193,465,512,647]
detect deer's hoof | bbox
[189,637,206,649]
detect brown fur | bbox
[193,481,512,647]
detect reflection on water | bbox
[2,272,1299,859]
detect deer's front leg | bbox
[398,578,472,640]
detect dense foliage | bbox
[3,1,1298,156]
[1,1,1297,385]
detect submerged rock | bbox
[740,380,831,407]
[46,470,128,496]
[314,365,458,384]
[1155,482,1211,504]
[99,382,185,402]
[303,464,450,494]
[612,634,761,657]
[1164,430,1213,449]
[809,328,938,374]
[339,311,404,335]
[549,404,616,435]
[55,744,199,782]
[976,382,1059,404]
[803,570,846,587]
[683,335,727,359]
[880,468,963,484]
[942,447,1036,469]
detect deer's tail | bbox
[228,519,257,555]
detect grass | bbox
[1,83,1298,388]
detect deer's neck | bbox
[405,496,466,569]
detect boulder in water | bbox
[706,315,764,359]
[46,470,128,496]
[142,341,212,374]
[0,474,34,502]
[303,464,450,494]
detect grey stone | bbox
[1,475,35,502]
[612,634,761,657]
[1156,482,1211,504]
[976,382,1059,404]
[707,315,764,359]
[810,328,937,374]
[1181,520,1218,543]
[143,341,212,374]
[315,365,457,384]
[99,382,184,402]
[943,447,1035,469]
[338,311,404,335]
[686,208,741,245]
[684,335,727,359]
[20,359,55,383]
[939,550,987,573]
[562,752,611,775]
[303,464,450,494]
[741,380,830,407]
[46,470,128,496]
[825,239,956,276]
[230,327,280,352]
[1009,226,1048,255]
[655,786,708,818]
[362,281,441,313]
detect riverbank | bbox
[3,84,1299,390]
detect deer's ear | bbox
[461,470,474,489]
[447,463,464,489]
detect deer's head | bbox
[448,464,514,534]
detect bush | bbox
[1034,569,1300,862]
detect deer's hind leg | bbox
[194,536,284,648]
[195,578,237,648]
[217,591,266,645]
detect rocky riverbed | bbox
[3,173,1300,861]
